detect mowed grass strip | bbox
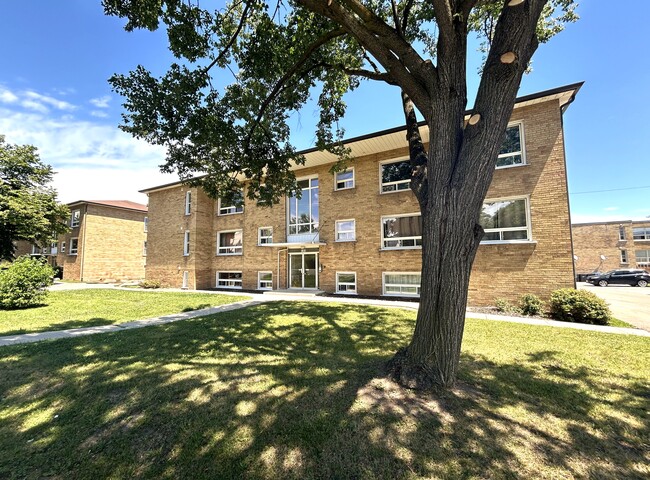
[0,289,250,335]
[0,301,648,479]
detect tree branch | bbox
[402,91,428,206]
[391,0,404,37]
[322,63,398,85]
[429,0,454,41]
[202,1,251,75]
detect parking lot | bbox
[578,282,650,331]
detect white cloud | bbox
[23,90,76,111]
[90,110,109,118]
[89,95,111,108]
[603,207,619,212]
[0,86,18,104]
[0,105,177,203]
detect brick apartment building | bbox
[15,200,148,282]
[573,220,650,274]
[141,83,581,305]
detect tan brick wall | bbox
[573,221,650,273]
[56,204,87,281]
[145,98,575,305]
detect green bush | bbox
[140,280,162,289]
[494,298,521,315]
[549,288,612,325]
[0,256,55,309]
[519,293,544,316]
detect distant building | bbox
[140,83,581,305]
[572,220,650,274]
[15,200,148,282]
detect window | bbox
[182,271,189,289]
[336,272,357,294]
[144,217,149,233]
[143,241,147,257]
[61,241,66,253]
[288,177,319,235]
[258,227,273,245]
[335,219,356,242]
[633,227,650,241]
[620,249,628,264]
[31,245,42,255]
[480,197,531,243]
[258,271,273,290]
[184,191,192,215]
[636,250,650,266]
[619,225,626,241]
[50,242,57,255]
[383,273,421,296]
[183,231,190,256]
[69,238,79,255]
[381,214,422,249]
[217,272,242,289]
[217,230,243,255]
[334,169,354,190]
[496,123,525,168]
[218,190,244,215]
[380,159,411,193]
[71,210,81,227]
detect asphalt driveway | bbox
[578,282,650,331]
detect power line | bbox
[570,185,650,195]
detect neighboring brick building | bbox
[15,200,148,282]
[572,220,650,274]
[142,83,581,305]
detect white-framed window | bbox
[69,237,79,255]
[620,249,628,264]
[31,245,42,255]
[143,241,147,257]
[217,230,243,255]
[336,272,357,294]
[335,219,356,242]
[182,271,189,289]
[383,272,421,297]
[619,225,626,241]
[258,227,273,245]
[183,230,190,256]
[144,217,149,233]
[636,249,650,266]
[60,241,66,253]
[633,227,650,241]
[50,242,57,255]
[334,168,354,190]
[381,213,422,249]
[480,196,531,243]
[496,122,526,168]
[380,159,411,193]
[258,271,273,290]
[184,191,192,215]
[288,177,319,235]
[71,209,81,227]
[218,190,244,215]
[217,271,242,289]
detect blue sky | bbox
[0,1,648,222]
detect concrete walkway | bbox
[578,282,650,331]
[1,286,647,347]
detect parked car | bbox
[587,269,650,287]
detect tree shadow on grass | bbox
[0,317,116,336]
[0,301,647,479]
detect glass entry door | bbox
[289,252,318,289]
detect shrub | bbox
[519,293,544,316]
[494,298,521,315]
[140,280,162,289]
[0,256,55,309]
[549,288,612,325]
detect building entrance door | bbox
[289,252,318,289]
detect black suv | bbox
[587,269,650,287]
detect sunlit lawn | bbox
[0,301,647,479]
[0,289,250,335]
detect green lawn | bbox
[0,289,250,335]
[0,302,647,479]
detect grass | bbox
[0,301,647,479]
[609,317,635,328]
[0,289,250,335]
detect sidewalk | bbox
[2,286,647,347]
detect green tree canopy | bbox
[0,136,70,261]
